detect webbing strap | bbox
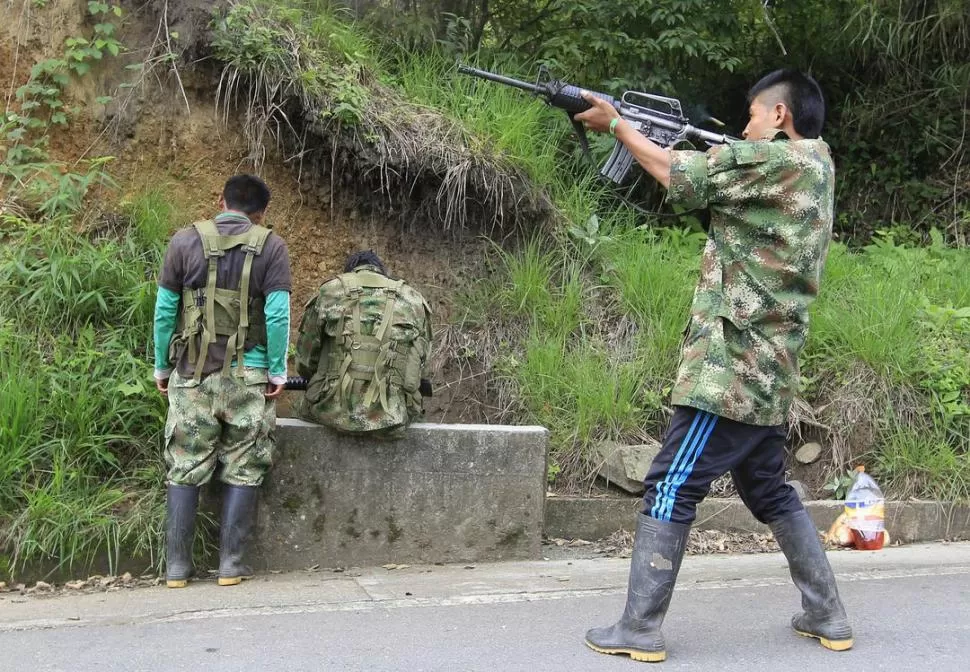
[226,246,257,377]
[374,289,398,342]
[366,279,403,411]
[333,269,407,413]
[193,255,218,382]
[335,352,354,406]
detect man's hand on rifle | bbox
[576,91,620,133]
[578,90,673,187]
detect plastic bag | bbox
[844,466,886,550]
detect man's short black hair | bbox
[223,174,271,214]
[748,69,826,139]
[344,250,387,275]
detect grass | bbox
[468,220,970,495]
[386,53,567,187]
[0,190,177,579]
[211,0,568,233]
[874,421,970,502]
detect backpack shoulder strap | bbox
[245,225,272,255]
[193,220,221,259]
[227,225,273,376]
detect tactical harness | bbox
[176,219,271,382]
[325,270,421,415]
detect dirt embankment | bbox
[1,0,498,423]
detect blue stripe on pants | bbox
[660,413,719,521]
[650,411,709,520]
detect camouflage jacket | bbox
[665,132,835,426]
[295,266,432,437]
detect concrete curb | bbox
[543,497,970,543]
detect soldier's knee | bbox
[747,484,803,525]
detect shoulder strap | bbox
[227,225,273,377]
[193,220,272,258]
[245,225,272,255]
[193,220,221,259]
[353,270,398,290]
[191,220,220,381]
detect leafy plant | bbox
[822,470,857,501]
[1,1,124,213]
[568,213,612,250]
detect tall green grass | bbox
[470,219,969,495]
[0,190,177,578]
[386,53,567,186]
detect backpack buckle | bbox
[194,289,206,307]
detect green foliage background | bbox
[0,0,966,579]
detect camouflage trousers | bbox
[164,367,276,487]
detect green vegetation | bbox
[0,192,172,578]
[469,220,969,495]
[0,1,170,578]
[364,0,970,245]
[0,0,966,579]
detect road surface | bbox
[2,543,968,671]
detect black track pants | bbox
[641,406,803,526]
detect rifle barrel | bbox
[457,64,545,95]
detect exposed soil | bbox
[2,0,500,424]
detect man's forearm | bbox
[264,290,291,385]
[153,287,180,380]
[614,119,672,188]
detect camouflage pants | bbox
[164,368,276,487]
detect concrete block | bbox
[543,497,970,544]
[592,440,661,495]
[253,420,548,570]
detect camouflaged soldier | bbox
[153,174,291,589]
[296,251,433,439]
[575,70,852,662]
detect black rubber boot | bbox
[165,484,199,589]
[770,510,854,651]
[585,513,690,662]
[218,485,258,586]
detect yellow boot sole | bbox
[795,628,854,651]
[217,575,253,586]
[585,640,666,662]
[166,579,188,589]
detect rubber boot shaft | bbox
[585,513,690,662]
[770,510,853,650]
[165,484,199,587]
[218,484,258,585]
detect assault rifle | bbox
[457,64,737,183]
[284,375,433,397]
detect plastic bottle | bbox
[844,466,886,550]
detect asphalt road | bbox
[2,543,968,672]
